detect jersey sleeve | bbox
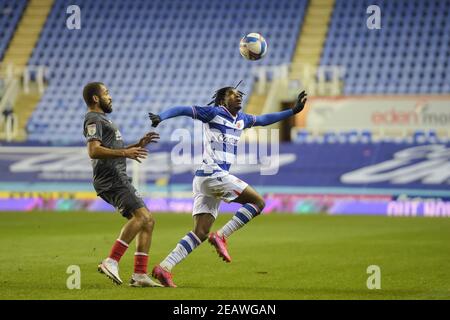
[242,113,256,129]
[192,106,218,123]
[84,120,103,143]
[253,109,294,127]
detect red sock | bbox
[134,253,149,274]
[108,239,129,262]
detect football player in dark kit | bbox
[82,82,162,287]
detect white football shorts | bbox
[192,172,248,219]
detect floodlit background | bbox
[0,0,449,299]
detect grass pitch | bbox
[0,211,449,300]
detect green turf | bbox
[0,211,449,300]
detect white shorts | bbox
[192,172,248,219]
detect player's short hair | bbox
[83,82,105,106]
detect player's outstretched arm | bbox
[126,131,160,149]
[148,106,195,127]
[253,90,307,127]
[87,140,148,163]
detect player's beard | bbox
[99,98,112,113]
[228,101,242,114]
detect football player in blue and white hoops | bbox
[149,85,307,287]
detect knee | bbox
[143,214,155,231]
[135,211,155,231]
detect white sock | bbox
[160,231,202,271]
[218,204,260,238]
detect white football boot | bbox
[129,273,163,287]
[98,258,123,285]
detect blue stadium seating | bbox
[26,0,308,144]
[321,0,450,95]
[0,0,27,60]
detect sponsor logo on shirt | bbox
[217,133,239,146]
[115,130,122,140]
[235,120,244,129]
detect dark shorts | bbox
[98,183,146,219]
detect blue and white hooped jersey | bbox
[192,105,256,173]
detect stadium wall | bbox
[0,140,449,216]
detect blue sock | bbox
[218,204,261,238]
[160,231,202,271]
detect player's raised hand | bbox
[148,112,162,127]
[292,90,307,114]
[125,147,148,163]
[138,131,160,147]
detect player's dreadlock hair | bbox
[207,80,245,106]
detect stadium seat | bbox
[0,0,27,60]
[320,0,450,95]
[26,0,308,144]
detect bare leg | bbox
[233,185,265,210]
[118,207,153,244]
[134,208,155,253]
[101,207,154,284]
[130,207,156,276]
[107,207,150,263]
[193,213,216,241]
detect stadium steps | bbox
[2,0,54,73]
[11,84,42,141]
[245,93,267,115]
[289,0,335,81]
